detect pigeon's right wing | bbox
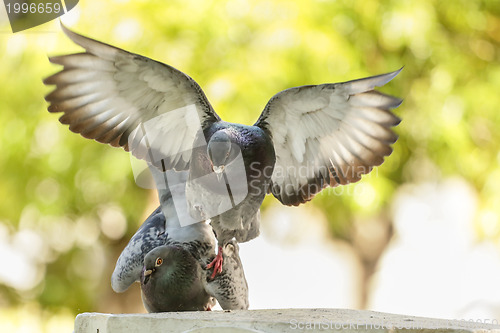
[204,241,249,310]
[111,206,167,292]
[45,24,220,171]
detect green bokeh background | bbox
[0,0,499,331]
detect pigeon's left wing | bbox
[111,206,167,293]
[204,241,249,310]
[255,69,403,206]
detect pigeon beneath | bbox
[44,25,403,278]
[112,172,249,312]
[140,240,248,312]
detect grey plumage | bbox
[139,240,249,312]
[204,240,249,310]
[111,206,167,293]
[45,25,402,278]
[140,245,215,312]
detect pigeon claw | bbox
[206,246,224,280]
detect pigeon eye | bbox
[155,258,163,267]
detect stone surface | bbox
[74,309,500,333]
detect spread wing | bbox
[44,24,219,170]
[255,69,403,206]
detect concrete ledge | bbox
[75,309,500,333]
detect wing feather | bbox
[255,68,403,205]
[49,53,116,70]
[44,24,219,170]
[111,206,166,293]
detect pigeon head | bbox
[207,130,234,180]
[141,245,195,285]
[142,246,167,285]
[140,245,214,312]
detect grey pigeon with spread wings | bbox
[112,172,249,312]
[45,25,402,278]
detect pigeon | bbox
[44,25,403,278]
[111,171,249,312]
[140,240,248,312]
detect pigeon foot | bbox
[206,246,223,279]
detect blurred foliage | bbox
[0,0,499,330]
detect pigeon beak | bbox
[143,269,153,284]
[213,165,225,181]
